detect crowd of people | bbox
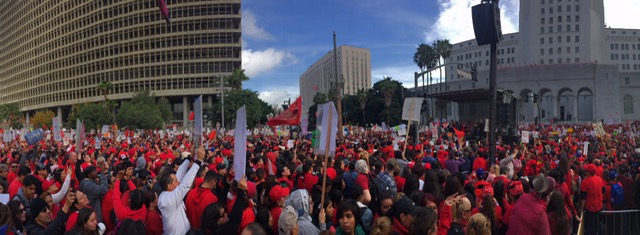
[0,120,638,235]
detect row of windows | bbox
[458,47,516,61]
[620,64,640,70]
[610,43,640,50]
[611,54,640,61]
[541,15,580,24]
[541,0,580,5]
[540,24,580,34]
[541,5,580,14]
[9,76,223,108]
[539,58,581,64]
[540,35,580,44]
[541,47,581,55]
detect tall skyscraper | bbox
[0,1,242,125]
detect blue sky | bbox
[240,0,640,106]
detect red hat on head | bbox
[246,181,257,198]
[407,162,415,169]
[424,162,432,170]
[42,180,55,191]
[268,184,290,203]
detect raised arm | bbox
[52,168,72,203]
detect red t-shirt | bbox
[356,173,369,190]
[580,175,604,212]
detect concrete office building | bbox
[0,0,241,126]
[420,0,640,124]
[299,45,371,118]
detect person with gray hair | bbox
[285,189,319,235]
[354,159,372,204]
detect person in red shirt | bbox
[507,174,552,235]
[112,179,147,222]
[277,165,294,188]
[144,190,163,235]
[186,170,219,229]
[7,160,19,184]
[268,184,290,233]
[9,166,30,199]
[579,164,605,235]
[354,160,371,205]
[297,161,318,193]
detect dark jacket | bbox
[79,173,108,222]
[25,209,69,235]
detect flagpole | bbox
[320,107,333,209]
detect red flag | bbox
[453,127,465,140]
[189,111,194,121]
[156,0,170,24]
[208,130,216,140]
[267,97,302,127]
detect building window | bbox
[549,37,553,44]
[550,7,553,14]
[615,44,619,50]
[558,36,562,43]
[558,6,562,12]
[567,36,571,42]
[575,58,580,63]
[611,44,615,50]
[575,5,580,12]
[567,25,571,31]
[549,59,554,64]
[575,36,579,42]
[611,54,615,60]
[576,47,580,53]
[575,24,579,31]
[567,47,571,53]
[541,8,545,14]
[549,48,554,55]
[549,26,553,33]
[624,95,633,114]
[550,17,554,24]
[625,77,630,85]
[567,5,571,11]
[567,15,571,22]
[558,47,562,53]
[541,49,545,55]
[576,15,580,22]
[541,18,545,24]
[541,38,545,44]
[558,16,562,22]
[558,25,562,32]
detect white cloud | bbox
[258,87,299,106]
[425,0,519,43]
[604,1,640,29]
[242,10,275,41]
[242,48,297,77]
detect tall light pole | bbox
[221,76,225,129]
[332,31,344,139]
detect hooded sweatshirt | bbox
[185,184,218,229]
[113,179,147,222]
[285,189,320,235]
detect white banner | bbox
[314,102,338,156]
[233,106,247,181]
[194,95,203,147]
[53,117,62,141]
[521,131,530,143]
[401,98,423,122]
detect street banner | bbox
[314,102,338,156]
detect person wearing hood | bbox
[186,170,219,229]
[112,178,147,222]
[79,165,108,222]
[285,189,320,235]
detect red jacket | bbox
[102,190,115,232]
[185,186,218,229]
[270,207,283,233]
[113,180,147,222]
[392,217,409,235]
[146,209,163,235]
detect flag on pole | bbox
[76,119,85,154]
[313,102,338,156]
[453,127,465,140]
[233,106,247,181]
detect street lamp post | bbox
[221,76,225,129]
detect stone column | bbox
[552,96,558,121]
[183,96,189,127]
[574,95,579,122]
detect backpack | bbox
[610,182,624,208]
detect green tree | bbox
[307,92,329,131]
[433,39,452,98]
[208,89,273,128]
[366,78,406,126]
[379,76,397,124]
[157,97,174,123]
[116,90,171,129]
[0,103,23,129]
[356,89,368,124]
[31,110,55,129]
[225,68,250,90]
[66,103,113,130]
[96,81,114,103]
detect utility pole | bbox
[333,31,344,139]
[221,76,225,129]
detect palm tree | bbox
[433,39,452,118]
[379,77,396,124]
[356,89,368,125]
[313,92,328,105]
[96,81,113,104]
[0,102,23,129]
[225,68,250,90]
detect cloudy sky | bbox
[241,0,640,106]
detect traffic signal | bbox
[471,66,477,82]
[533,94,539,103]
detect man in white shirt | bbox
[158,146,205,235]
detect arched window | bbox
[624,95,633,114]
